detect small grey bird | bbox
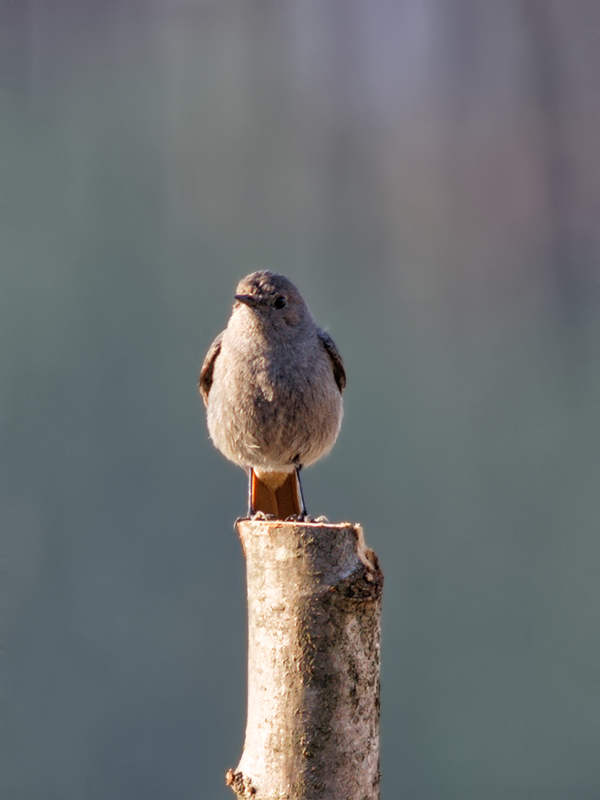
[199,271,345,519]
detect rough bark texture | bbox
[227,520,383,800]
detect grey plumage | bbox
[200,271,345,516]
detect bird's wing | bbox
[317,329,346,393]
[199,331,224,406]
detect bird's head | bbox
[233,271,311,330]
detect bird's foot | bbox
[285,514,315,523]
[234,511,278,527]
[314,515,329,523]
[250,511,278,521]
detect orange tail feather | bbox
[251,471,301,519]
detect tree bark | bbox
[226,520,383,800]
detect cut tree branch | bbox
[227,519,383,800]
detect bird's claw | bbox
[285,514,315,523]
[251,511,278,521]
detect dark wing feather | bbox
[317,329,346,393]
[199,332,224,406]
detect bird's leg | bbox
[286,456,314,522]
[285,464,313,522]
[247,467,255,517]
[296,465,308,517]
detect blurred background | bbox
[1,1,598,798]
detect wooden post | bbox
[226,520,383,800]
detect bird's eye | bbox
[273,296,287,309]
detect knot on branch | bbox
[331,549,384,602]
[226,768,256,798]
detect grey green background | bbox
[1,2,598,799]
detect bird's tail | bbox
[251,470,302,519]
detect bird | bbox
[199,271,345,520]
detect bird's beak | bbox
[235,294,260,308]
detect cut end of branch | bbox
[235,519,384,597]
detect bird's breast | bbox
[207,326,341,470]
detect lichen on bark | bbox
[228,520,383,800]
